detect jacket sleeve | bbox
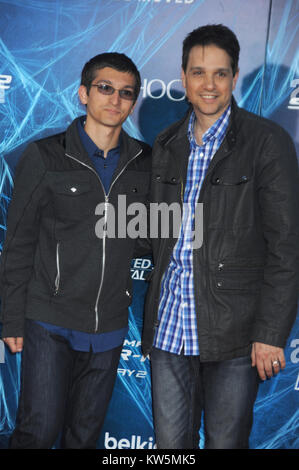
[251,126,299,348]
[0,143,47,338]
[133,237,152,258]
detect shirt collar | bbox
[188,104,231,147]
[77,116,120,159]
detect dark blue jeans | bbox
[10,320,122,449]
[150,347,260,449]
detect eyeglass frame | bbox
[90,82,136,101]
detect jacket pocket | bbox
[151,170,182,207]
[54,181,91,196]
[119,171,150,198]
[211,174,251,186]
[208,166,255,229]
[50,172,96,220]
[214,259,264,292]
[154,171,180,185]
[210,164,252,186]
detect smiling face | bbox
[181,44,239,125]
[78,66,136,132]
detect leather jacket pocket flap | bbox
[215,270,263,292]
[120,171,150,195]
[154,171,180,185]
[211,168,252,186]
[54,182,92,196]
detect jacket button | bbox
[132,188,137,193]
[171,177,177,183]
[215,178,220,184]
[156,175,161,181]
[218,263,224,271]
[216,281,223,288]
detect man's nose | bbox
[110,90,121,105]
[203,74,216,89]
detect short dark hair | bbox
[182,24,240,76]
[80,52,141,101]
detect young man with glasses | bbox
[1,52,151,448]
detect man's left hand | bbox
[251,342,286,381]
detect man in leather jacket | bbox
[0,52,151,448]
[142,25,299,449]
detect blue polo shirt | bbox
[35,116,128,352]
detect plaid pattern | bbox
[154,106,231,355]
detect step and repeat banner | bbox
[0,0,298,450]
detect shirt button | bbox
[200,152,204,157]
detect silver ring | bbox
[272,360,279,366]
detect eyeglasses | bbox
[90,83,135,101]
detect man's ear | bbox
[181,68,187,90]
[78,85,88,105]
[232,68,240,91]
[130,101,137,115]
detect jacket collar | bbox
[203,97,238,179]
[158,97,238,150]
[155,107,192,185]
[156,97,239,181]
[64,116,143,171]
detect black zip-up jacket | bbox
[142,99,299,361]
[0,117,151,338]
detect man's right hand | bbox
[3,337,24,353]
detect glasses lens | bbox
[119,89,135,101]
[97,83,114,95]
[94,83,135,100]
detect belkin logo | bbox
[104,431,156,449]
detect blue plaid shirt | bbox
[154,106,231,355]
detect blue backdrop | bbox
[0,0,298,450]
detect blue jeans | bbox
[150,347,260,449]
[10,320,122,449]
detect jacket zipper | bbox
[65,149,143,332]
[54,242,60,295]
